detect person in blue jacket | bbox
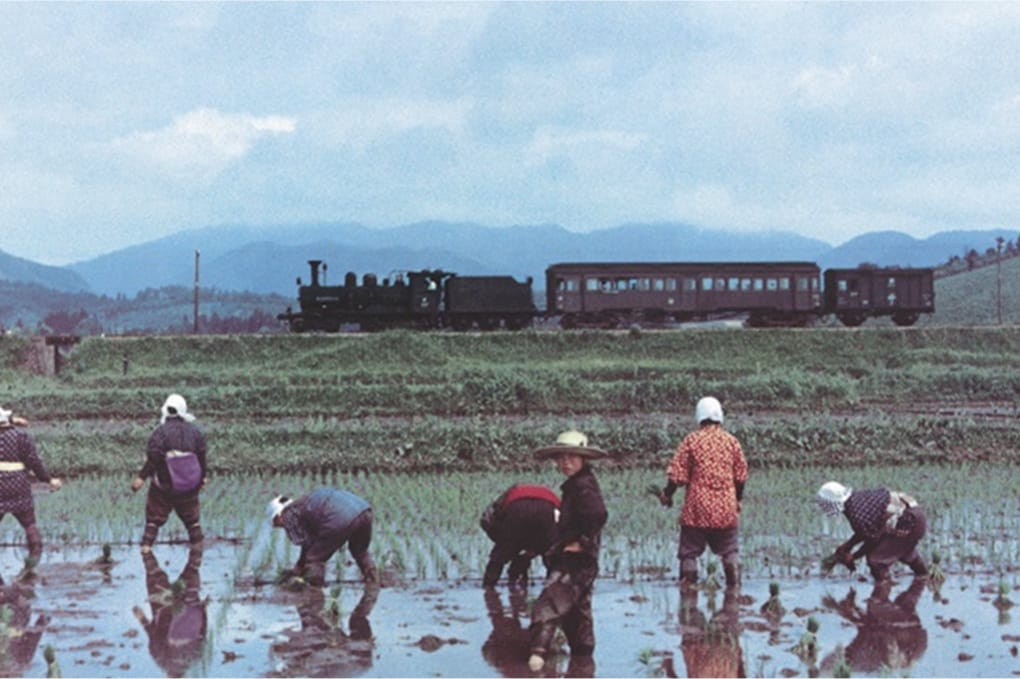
[268,488,378,586]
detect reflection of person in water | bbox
[481,587,532,677]
[678,585,745,678]
[0,581,47,676]
[270,582,379,677]
[821,576,928,674]
[132,544,207,678]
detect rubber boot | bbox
[905,555,928,577]
[680,558,698,587]
[25,524,43,561]
[723,555,741,589]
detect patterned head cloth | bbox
[161,393,196,424]
[817,481,852,515]
[695,397,724,425]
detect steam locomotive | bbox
[277,260,934,332]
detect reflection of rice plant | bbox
[760,581,785,618]
[792,616,819,664]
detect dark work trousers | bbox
[142,484,202,547]
[867,506,928,573]
[299,508,375,585]
[483,498,557,587]
[529,553,599,658]
[0,508,42,559]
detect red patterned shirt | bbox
[667,424,749,529]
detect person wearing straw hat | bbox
[816,481,928,582]
[131,394,208,552]
[527,430,609,672]
[659,396,748,588]
[0,406,62,564]
[267,487,378,586]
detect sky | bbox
[2,3,1019,266]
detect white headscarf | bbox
[160,393,196,424]
[695,396,724,425]
[817,481,852,515]
[0,406,11,427]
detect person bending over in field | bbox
[480,483,560,588]
[527,430,609,672]
[131,394,208,552]
[0,406,62,564]
[268,487,378,586]
[817,481,928,582]
[659,396,748,589]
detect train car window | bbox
[702,277,714,291]
[741,278,752,291]
[653,278,664,291]
[728,277,740,291]
[766,278,778,291]
[753,279,764,291]
[779,277,790,290]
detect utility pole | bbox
[996,236,1004,325]
[194,249,201,334]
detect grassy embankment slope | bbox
[1,323,1018,477]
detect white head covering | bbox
[817,481,852,515]
[160,393,196,424]
[267,495,293,522]
[695,397,724,425]
[0,406,11,427]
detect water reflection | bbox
[132,544,207,678]
[481,586,531,677]
[678,586,745,678]
[0,580,46,677]
[821,575,928,673]
[268,582,379,678]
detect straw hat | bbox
[532,430,607,460]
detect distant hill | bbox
[1,220,1016,299]
[0,249,89,293]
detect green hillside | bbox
[925,255,1020,325]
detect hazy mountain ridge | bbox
[2,221,1016,297]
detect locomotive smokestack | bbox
[308,260,323,287]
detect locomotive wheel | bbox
[837,312,867,327]
[892,311,920,327]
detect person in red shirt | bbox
[659,397,749,588]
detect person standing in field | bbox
[527,430,609,672]
[816,481,928,581]
[131,394,207,552]
[267,487,378,586]
[659,396,749,588]
[480,483,560,588]
[0,406,62,563]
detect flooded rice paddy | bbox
[1,542,1018,678]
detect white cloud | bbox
[315,97,472,150]
[107,108,296,180]
[524,126,647,166]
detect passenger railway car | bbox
[546,261,823,328]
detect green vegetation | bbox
[1,329,1019,475]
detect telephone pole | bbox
[193,249,201,334]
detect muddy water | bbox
[1,543,1018,677]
